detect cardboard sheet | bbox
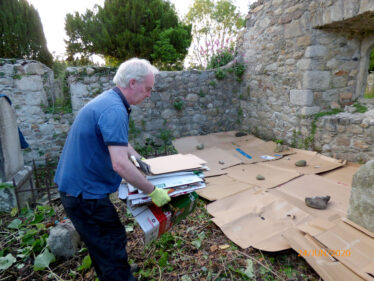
[207,189,311,251]
[144,154,206,174]
[271,174,351,221]
[172,131,265,153]
[283,228,365,281]
[264,149,345,174]
[224,162,301,189]
[191,147,243,177]
[173,132,295,164]
[197,175,255,201]
[320,162,361,187]
[313,220,374,280]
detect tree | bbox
[185,0,244,69]
[0,0,53,67]
[64,0,192,70]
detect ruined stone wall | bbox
[67,66,243,145]
[0,59,73,163]
[238,0,374,148]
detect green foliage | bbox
[0,0,52,67]
[0,253,16,270]
[65,0,192,70]
[173,98,184,110]
[232,61,245,81]
[77,255,92,271]
[186,0,244,68]
[41,97,72,115]
[0,182,13,189]
[209,80,216,87]
[208,49,234,69]
[369,48,374,72]
[215,68,226,80]
[33,249,56,271]
[353,102,368,113]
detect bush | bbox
[207,50,234,69]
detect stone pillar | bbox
[0,97,32,212]
[0,97,24,181]
[347,160,374,232]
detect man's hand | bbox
[136,157,151,175]
[149,187,171,207]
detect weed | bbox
[353,102,368,113]
[209,80,216,87]
[215,69,226,80]
[173,99,184,111]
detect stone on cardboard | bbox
[347,160,374,233]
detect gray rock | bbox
[295,160,307,167]
[47,220,80,258]
[347,160,374,232]
[305,195,330,209]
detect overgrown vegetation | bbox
[292,109,344,150]
[0,195,320,280]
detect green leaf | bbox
[0,253,16,270]
[244,259,255,279]
[10,208,18,217]
[7,218,22,229]
[33,249,56,271]
[77,255,91,271]
[191,238,202,249]
[181,275,192,281]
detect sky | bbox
[27,0,254,59]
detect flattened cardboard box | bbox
[132,192,198,245]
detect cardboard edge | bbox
[342,218,374,239]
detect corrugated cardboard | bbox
[131,192,198,245]
[282,228,365,281]
[264,149,345,174]
[207,189,311,251]
[313,219,374,280]
[197,175,256,201]
[224,162,302,189]
[172,131,265,153]
[143,154,206,175]
[271,174,351,221]
[320,162,361,187]
[191,147,243,177]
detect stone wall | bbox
[0,59,73,163]
[66,66,243,145]
[238,0,374,147]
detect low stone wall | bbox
[67,66,244,145]
[312,101,374,162]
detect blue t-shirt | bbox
[54,88,131,199]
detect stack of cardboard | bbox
[118,154,207,245]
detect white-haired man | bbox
[55,58,171,281]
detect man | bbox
[54,58,171,281]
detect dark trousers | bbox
[60,192,135,281]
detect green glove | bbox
[149,187,171,207]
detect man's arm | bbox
[108,145,154,194]
[127,143,141,158]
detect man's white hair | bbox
[113,58,159,88]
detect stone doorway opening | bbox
[364,48,374,98]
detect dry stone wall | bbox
[0,59,73,163]
[66,66,243,145]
